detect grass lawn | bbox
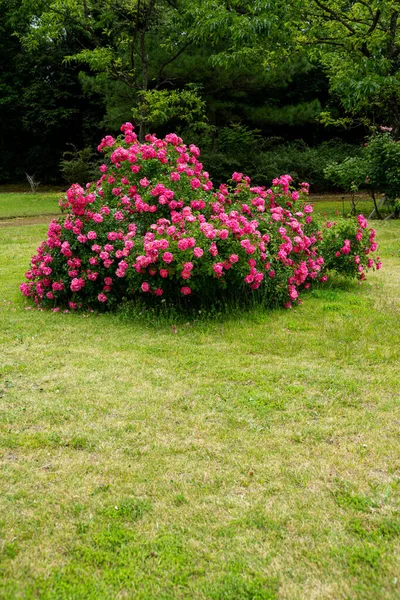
[0,195,399,599]
[311,195,374,220]
[0,193,60,220]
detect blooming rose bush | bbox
[20,123,380,311]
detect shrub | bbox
[59,146,99,186]
[196,127,360,191]
[255,139,361,191]
[20,123,380,312]
[192,123,265,186]
[320,216,381,279]
[325,128,400,218]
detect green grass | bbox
[310,194,375,220]
[0,189,381,222]
[0,197,399,598]
[0,192,60,219]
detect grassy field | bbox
[0,192,60,220]
[0,188,376,221]
[310,195,375,220]
[0,194,399,599]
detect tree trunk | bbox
[371,190,382,220]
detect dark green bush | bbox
[193,124,359,191]
[59,146,99,186]
[256,139,360,191]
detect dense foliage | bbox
[2,1,399,201]
[325,129,400,217]
[20,124,380,311]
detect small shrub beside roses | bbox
[320,215,381,280]
[20,123,380,311]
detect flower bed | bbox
[20,123,381,311]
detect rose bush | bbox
[20,123,380,311]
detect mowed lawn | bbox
[0,192,60,220]
[0,195,399,599]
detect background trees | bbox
[1,0,398,187]
[300,1,400,133]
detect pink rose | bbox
[162,252,174,264]
[212,263,224,277]
[178,239,189,251]
[232,172,243,182]
[70,277,85,292]
[190,178,201,190]
[209,242,218,257]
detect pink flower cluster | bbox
[21,123,380,311]
[322,213,381,279]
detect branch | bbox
[313,0,356,34]
[303,39,346,48]
[107,1,140,24]
[36,0,101,46]
[390,9,399,38]
[157,40,192,84]
[367,9,381,34]
[359,42,370,58]
[356,0,374,20]
[164,0,180,10]
[388,10,399,60]
[108,64,138,90]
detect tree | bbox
[18,0,329,140]
[325,128,400,218]
[10,0,391,186]
[0,0,25,181]
[19,0,201,139]
[298,1,400,133]
[0,0,104,182]
[177,1,400,134]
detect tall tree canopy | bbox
[2,0,399,183]
[301,1,400,132]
